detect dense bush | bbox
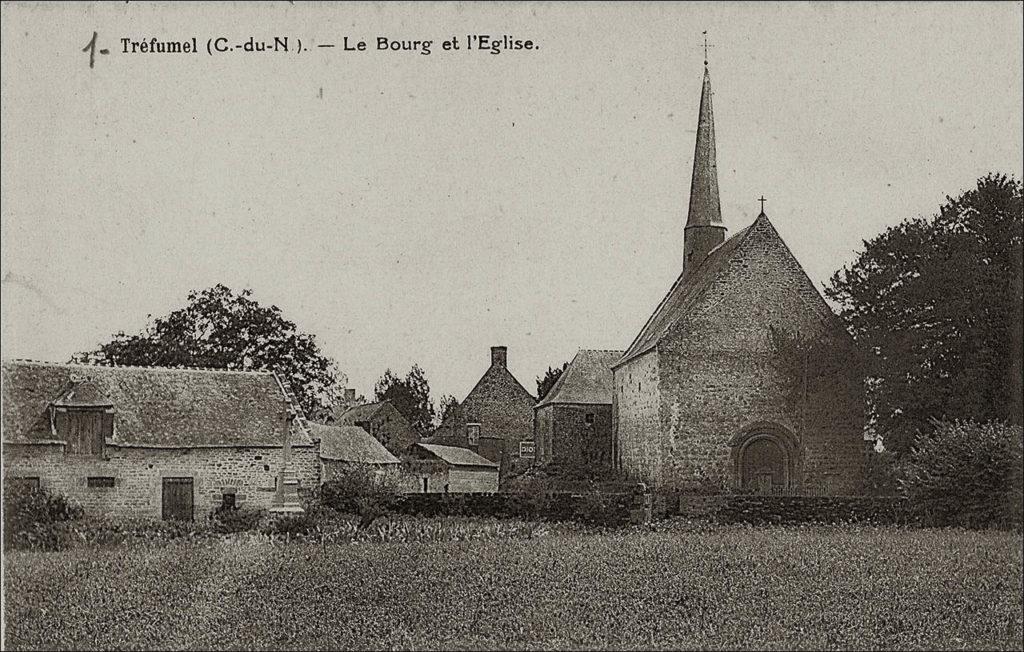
[900,420,1024,529]
[863,450,902,496]
[209,506,266,534]
[320,465,402,527]
[261,512,321,538]
[3,481,84,550]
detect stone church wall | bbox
[613,352,662,485]
[655,219,864,494]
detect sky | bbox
[2,2,1022,403]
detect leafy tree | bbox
[536,362,569,401]
[826,174,1023,454]
[73,284,345,421]
[374,364,435,434]
[436,394,459,426]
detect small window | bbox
[87,476,115,488]
[10,477,40,491]
[585,413,595,425]
[467,423,481,446]
[221,491,237,510]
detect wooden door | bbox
[162,477,194,521]
[67,411,104,455]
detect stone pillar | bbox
[270,421,304,515]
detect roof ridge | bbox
[2,358,276,376]
[616,220,756,368]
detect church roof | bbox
[616,219,756,368]
[310,423,400,465]
[1,359,311,448]
[535,349,623,408]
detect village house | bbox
[404,442,499,493]
[1,360,317,520]
[534,349,622,472]
[429,346,536,477]
[330,399,419,457]
[307,423,401,482]
[612,63,865,495]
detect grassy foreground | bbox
[4,523,1022,650]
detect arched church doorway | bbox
[731,424,799,494]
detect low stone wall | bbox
[393,491,642,526]
[665,493,911,525]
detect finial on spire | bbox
[702,30,710,66]
[758,195,767,215]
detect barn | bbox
[1,360,318,520]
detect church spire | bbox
[683,58,727,274]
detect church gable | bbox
[659,213,836,356]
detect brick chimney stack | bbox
[491,346,508,369]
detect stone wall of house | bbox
[448,467,499,493]
[534,406,553,462]
[445,351,536,477]
[535,404,614,470]
[364,403,420,456]
[2,441,320,519]
[613,351,662,485]
[654,217,864,494]
[400,460,449,494]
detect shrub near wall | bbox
[901,420,1024,529]
[710,495,913,526]
[392,492,635,527]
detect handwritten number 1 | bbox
[82,32,109,69]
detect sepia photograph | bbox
[1,1,1022,649]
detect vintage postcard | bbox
[2,2,1022,650]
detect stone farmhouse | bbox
[1,360,316,520]
[404,442,499,493]
[534,349,622,471]
[611,63,864,494]
[429,346,536,477]
[329,399,419,457]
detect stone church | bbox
[612,63,864,495]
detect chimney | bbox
[344,388,356,402]
[491,346,508,369]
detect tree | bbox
[536,362,569,401]
[436,394,459,426]
[826,174,1023,454]
[73,284,346,421]
[374,364,435,434]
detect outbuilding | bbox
[405,442,499,493]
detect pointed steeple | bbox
[683,63,727,275]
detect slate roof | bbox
[535,349,623,409]
[309,423,400,465]
[1,360,311,448]
[617,220,755,367]
[416,443,499,468]
[52,380,113,408]
[334,401,386,425]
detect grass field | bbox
[4,522,1022,650]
